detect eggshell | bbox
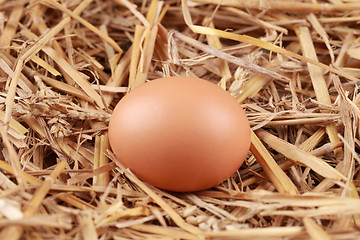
[108,76,251,192]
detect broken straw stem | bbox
[171,31,290,83]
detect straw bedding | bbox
[0,0,359,239]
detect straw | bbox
[0,0,359,239]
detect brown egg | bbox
[108,76,251,192]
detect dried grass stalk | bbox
[0,0,359,239]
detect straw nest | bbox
[0,0,360,239]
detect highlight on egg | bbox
[108,76,251,192]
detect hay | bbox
[0,0,359,239]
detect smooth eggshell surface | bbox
[108,76,251,192]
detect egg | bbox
[108,76,251,192]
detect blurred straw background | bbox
[0,0,360,239]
